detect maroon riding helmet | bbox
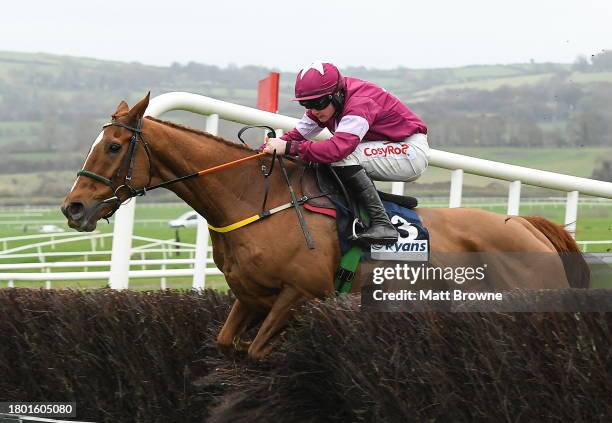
[291,61,345,101]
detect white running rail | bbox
[0,232,211,289]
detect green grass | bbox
[207,87,258,100]
[0,121,40,146]
[403,63,558,82]
[0,203,213,289]
[3,276,229,291]
[0,121,40,131]
[412,73,556,98]
[537,121,567,132]
[451,65,528,80]
[411,70,612,100]
[414,147,611,187]
[5,152,70,160]
[0,51,127,75]
[569,71,612,83]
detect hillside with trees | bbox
[0,50,611,203]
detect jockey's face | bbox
[311,102,336,123]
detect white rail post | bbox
[160,271,167,290]
[193,215,209,291]
[564,191,579,239]
[109,199,136,290]
[391,182,404,196]
[449,169,464,208]
[45,268,51,290]
[161,245,168,290]
[192,113,219,291]
[507,180,522,216]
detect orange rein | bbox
[196,152,266,177]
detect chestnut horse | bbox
[62,94,589,359]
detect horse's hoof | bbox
[232,336,251,352]
[247,344,273,361]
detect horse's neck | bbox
[144,120,265,226]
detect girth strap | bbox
[207,197,314,233]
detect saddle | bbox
[293,163,425,293]
[300,163,418,220]
[296,163,418,251]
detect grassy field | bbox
[1,199,610,290]
[410,70,612,100]
[412,146,611,188]
[412,73,556,99]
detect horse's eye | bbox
[108,143,121,153]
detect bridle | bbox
[76,118,269,220]
[76,118,153,219]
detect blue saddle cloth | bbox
[334,198,430,262]
[369,201,430,262]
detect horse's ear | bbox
[112,101,130,120]
[127,92,151,123]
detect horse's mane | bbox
[145,116,253,152]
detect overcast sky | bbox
[0,0,610,71]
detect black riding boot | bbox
[336,166,399,245]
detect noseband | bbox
[76,118,152,219]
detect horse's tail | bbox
[523,215,590,288]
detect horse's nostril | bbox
[65,202,85,220]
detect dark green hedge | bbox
[0,289,231,422]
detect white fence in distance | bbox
[0,232,219,289]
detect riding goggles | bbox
[299,94,332,110]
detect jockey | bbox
[263,61,429,245]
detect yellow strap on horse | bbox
[207,214,261,233]
[207,202,295,233]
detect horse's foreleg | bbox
[216,299,264,351]
[248,285,306,360]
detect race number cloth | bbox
[369,201,430,262]
[333,198,429,293]
[333,199,429,261]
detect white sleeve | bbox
[335,115,370,140]
[296,113,324,139]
